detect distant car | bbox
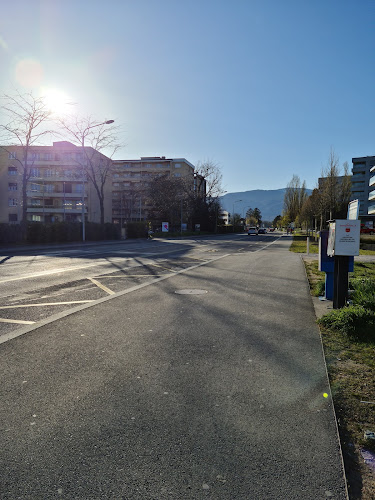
[269,227,275,232]
[361,226,374,234]
[258,228,266,234]
[248,227,258,235]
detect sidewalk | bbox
[0,238,348,499]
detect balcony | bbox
[368,190,375,201]
[370,175,375,187]
[27,190,86,198]
[27,207,86,214]
[368,204,375,215]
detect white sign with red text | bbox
[333,219,360,256]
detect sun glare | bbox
[42,88,73,116]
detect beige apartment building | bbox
[0,141,112,224]
[111,156,198,224]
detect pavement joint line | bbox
[88,278,115,295]
[0,318,35,325]
[0,301,94,309]
[0,253,231,345]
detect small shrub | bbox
[318,305,375,342]
[349,277,375,312]
[314,280,325,297]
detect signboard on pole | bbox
[328,219,360,257]
[162,222,169,232]
[347,199,360,220]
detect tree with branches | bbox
[56,115,120,224]
[283,174,308,223]
[0,90,53,224]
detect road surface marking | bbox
[148,263,176,272]
[0,318,35,325]
[0,301,94,309]
[0,253,230,344]
[88,278,115,295]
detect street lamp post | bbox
[81,119,114,242]
[232,199,242,232]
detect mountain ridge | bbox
[219,188,312,222]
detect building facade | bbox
[0,141,112,224]
[351,156,375,216]
[369,165,375,215]
[111,157,196,224]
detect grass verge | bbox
[304,260,375,499]
[290,235,375,255]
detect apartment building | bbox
[0,141,112,224]
[111,157,196,224]
[369,165,375,215]
[351,155,375,216]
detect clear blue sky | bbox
[0,0,374,193]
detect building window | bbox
[44,153,53,160]
[63,152,72,160]
[30,183,41,192]
[8,182,17,191]
[9,214,18,222]
[30,168,41,177]
[45,184,54,193]
[113,182,120,187]
[32,215,41,222]
[8,198,18,207]
[174,163,181,168]
[8,166,17,175]
[8,152,16,159]
[174,173,181,177]
[31,199,42,206]
[75,184,83,193]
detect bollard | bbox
[306,236,310,255]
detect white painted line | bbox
[88,278,115,295]
[0,318,35,325]
[0,253,231,344]
[0,301,94,309]
[95,275,165,278]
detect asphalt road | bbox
[0,234,347,499]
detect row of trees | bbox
[0,90,225,234]
[281,149,352,231]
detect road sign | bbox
[162,222,169,232]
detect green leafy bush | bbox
[318,305,375,342]
[349,278,375,312]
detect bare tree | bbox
[283,174,308,222]
[57,115,120,224]
[320,147,340,220]
[195,160,224,200]
[0,90,53,223]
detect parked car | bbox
[248,227,258,235]
[258,228,266,234]
[360,225,374,234]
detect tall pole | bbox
[80,119,114,242]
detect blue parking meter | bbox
[319,231,353,300]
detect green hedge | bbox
[0,222,120,245]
